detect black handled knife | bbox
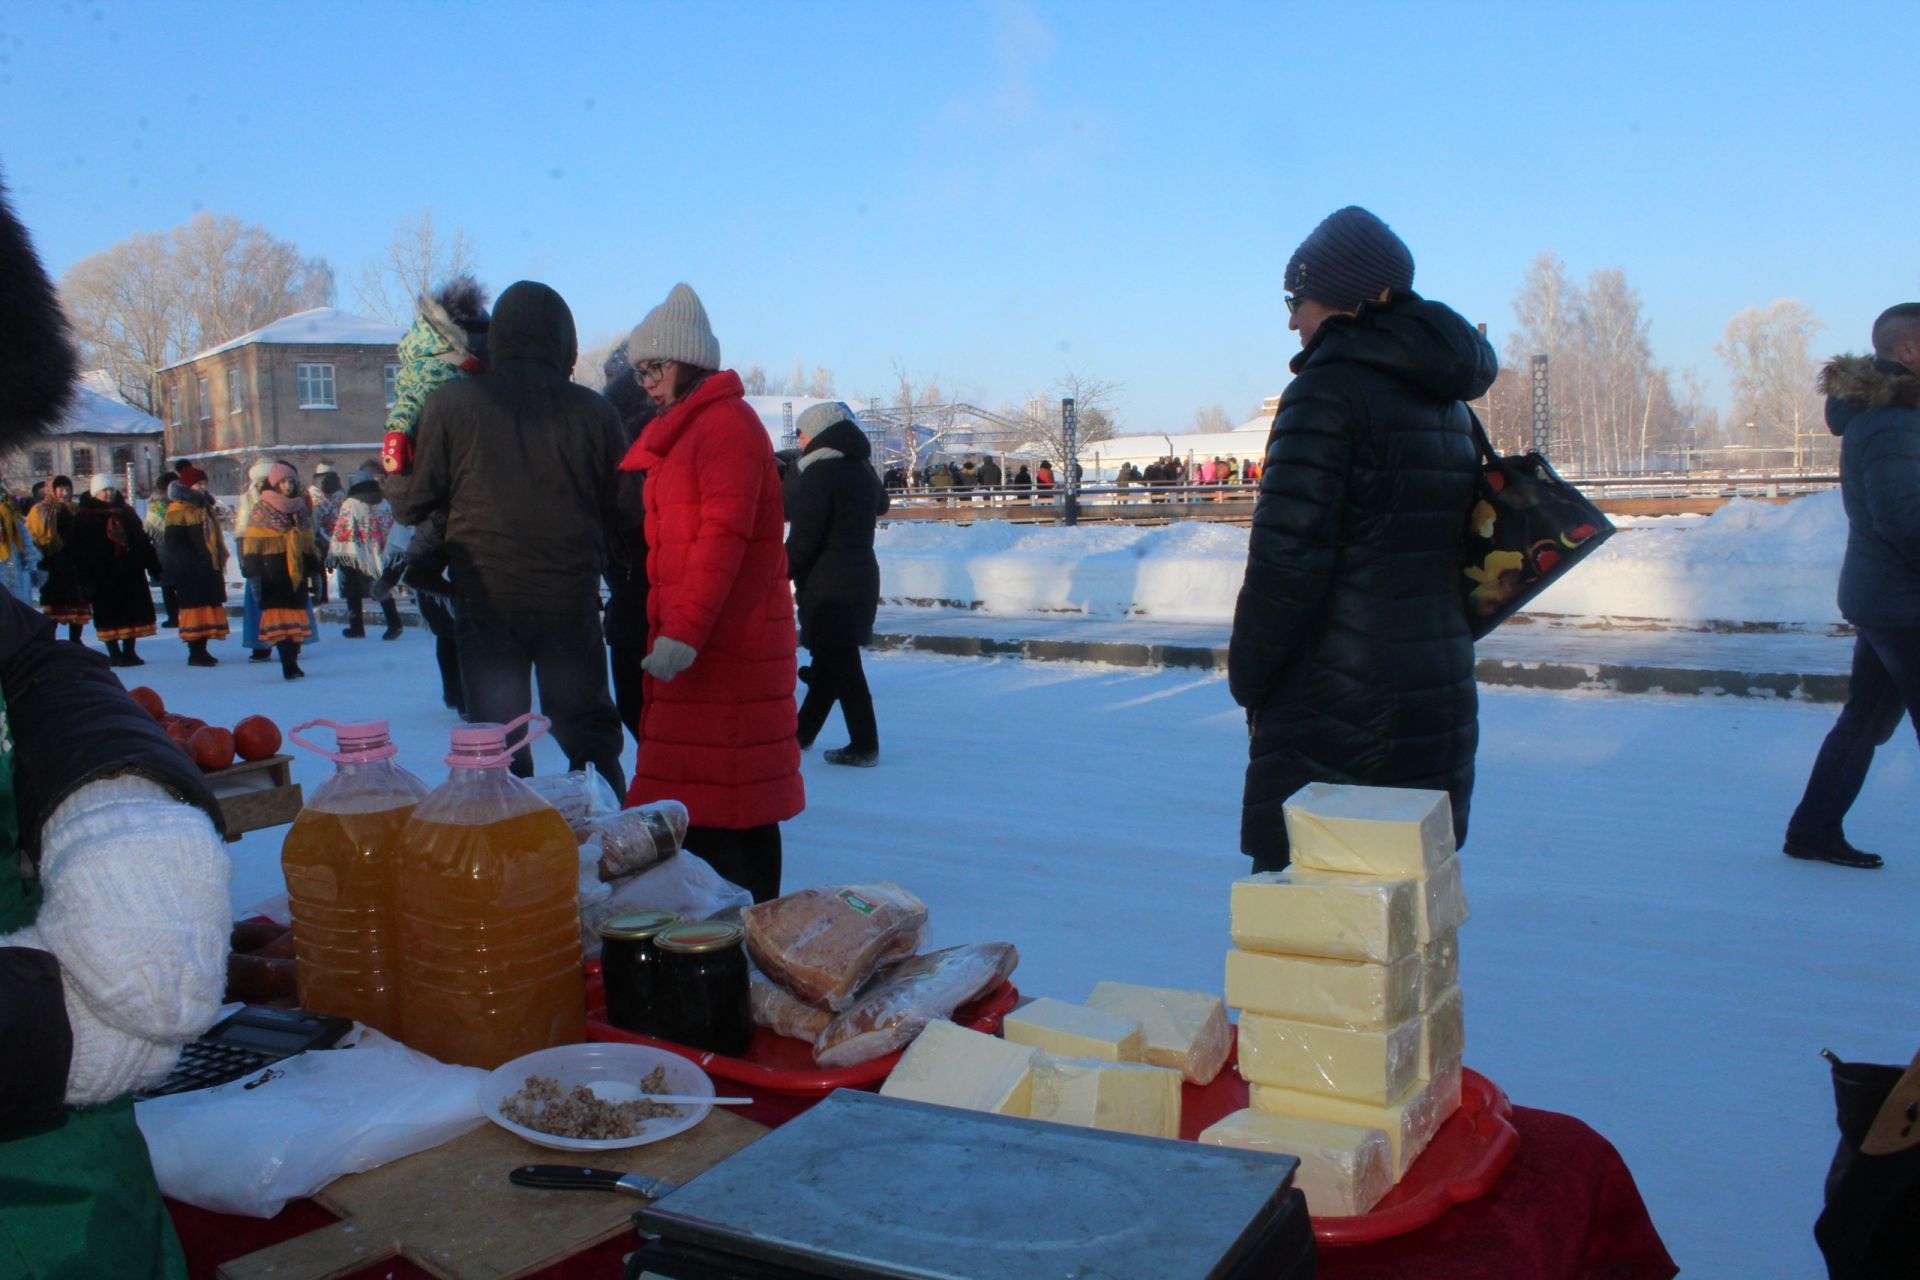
[509,1164,679,1199]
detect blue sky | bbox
[3,0,1914,430]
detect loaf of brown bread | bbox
[741,883,929,1010]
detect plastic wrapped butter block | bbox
[1251,1064,1463,1178]
[1230,871,1417,964]
[1084,981,1231,1085]
[1420,985,1464,1080]
[879,1018,1038,1116]
[1002,996,1144,1062]
[1198,1108,1393,1217]
[1282,782,1455,877]
[1237,1010,1422,1104]
[1224,948,1420,1031]
[1421,930,1459,1011]
[1028,1054,1182,1138]
[1288,857,1467,945]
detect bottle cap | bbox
[446,713,549,768]
[290,719,397,764]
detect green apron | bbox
[0,690,187,1280]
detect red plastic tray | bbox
[1179,1050,1520,1245]
[582,961,1020,1097]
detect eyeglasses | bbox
[634,360,674,384]
[1283,295,1304,316]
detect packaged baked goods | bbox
[813,942,1018,1068]
[741,883,929,1011]
[594,800,691,881]
[524,769,620,842]
[749,967,834,1041]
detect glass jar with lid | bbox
[655,920,752,1055]
[597,909,680,1035]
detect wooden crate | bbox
[203,754,304,842]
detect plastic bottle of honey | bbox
[395,714,586,1068]
[281,719,428,1038]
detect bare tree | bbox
[60,212,333,414]
[1717,299,1828,468]
[351,209,478,325]
[1011,369,1121,465]
[882,362,968,472]
[1192,404,1233,433]
[739,363,770,395]
[572,330,629,390]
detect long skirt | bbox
[243,579,319,650]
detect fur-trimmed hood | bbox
[418,274,491,362]
[1820,354,1920,436]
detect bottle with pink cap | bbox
[395,714,586,1069]
[281,719,429,1038]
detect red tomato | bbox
[128,687,166,719]
[189,726,236,772]
[232,715,282,762]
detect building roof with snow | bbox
[50,385,164,437]
[164,307,406,371]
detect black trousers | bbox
[610,643,646,745]
[685,823,782,904]
[1788,624,1920,844]
[796,645,878,752]
[416,594,464,714]
[455,601,625,794]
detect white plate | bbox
[480,1042,715,1152]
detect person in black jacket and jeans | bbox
[1230,206,1494,871]
[787,401,890,766]
[601,340,655,745]
[394,280,627,791]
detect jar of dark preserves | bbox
[597,909,679,1035]
[654,920,752,1055]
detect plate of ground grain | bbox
[480,1042,716,1152]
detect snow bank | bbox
[877,492,1849,628]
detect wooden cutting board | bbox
[218,1109,764,1280]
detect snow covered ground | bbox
[127,622,1914,1280]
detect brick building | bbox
[0,376,165,497]
[156,307,404,491]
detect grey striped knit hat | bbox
[1284,206,1414,310]
[795,401,854,439]
[627,283,721,371]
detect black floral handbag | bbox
[1459,411,1616,639]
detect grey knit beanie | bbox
[795,400,854,439]
[1284,206,1414,310]
[627,283,721,370]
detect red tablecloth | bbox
[168,1102,1674,1280]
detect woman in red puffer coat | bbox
[619,283,802,902]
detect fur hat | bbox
[0,175,79,449]
[1284,206,1415,311]
[176,464,208,487]
[313,462,336,476]
[422,274,491,351]
[51,474,72,492]
[247,460,273,484]
[88,472,113,496]
[795,401,855,440]
[627,283,720,371]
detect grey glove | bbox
[641,636,698,682]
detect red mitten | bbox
[382,431,414,475]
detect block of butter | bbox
[1421,930,1459,1010]
[1237,1010,1422,1104]
[1002,996,1144,1062]
[1283,782,1455,877]
[1198,1108,1393,1217]
[1251,1064,1464,1177]
[1028,1054,1182,1138]
[879,1018,1038,1116]
[1231,871,1417,963]
[1085,981,1231,1085]
[1289,857,1467,945]
[1224,948,1420,1031]
[1420,985,1464,1080]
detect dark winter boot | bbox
[1783,835,1884,870]
[342,598,366,638]
[103,638,124,666]
[122,637,145,667]
[187,639,219,667]
[250,647,272,663]
[278,641,306,681]
[823,746,880,768]
[66,624,83,645]
[380,599,404,641]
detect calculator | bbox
[138,1005,354,1098]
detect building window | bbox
[169,387,182,428]
[29,448,53,477]
[228,368,244,415]
[70,447,94,477]
[111,446,134,476]
[296,363,336,409]
[384,363,401,408]
[198,376,211,423]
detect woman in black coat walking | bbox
[786,403,889,766]
[71,473,161,666]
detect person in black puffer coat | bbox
[602,339,655,744]
[1230,207,1494,871]
[787,402,890,766]
[1783,304,1920,871]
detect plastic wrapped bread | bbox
[741,883,929,1011]
[812,942,1019,1068]
[1199,1108,1393,1216]
[593,800,691,881]
[1282,782,1455,877]
[749,967,832,1041]
[1028,1054,1182,1138]
[525,769,620,841]
[1084,981,1231,1084]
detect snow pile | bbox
[877,491,1850,628]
